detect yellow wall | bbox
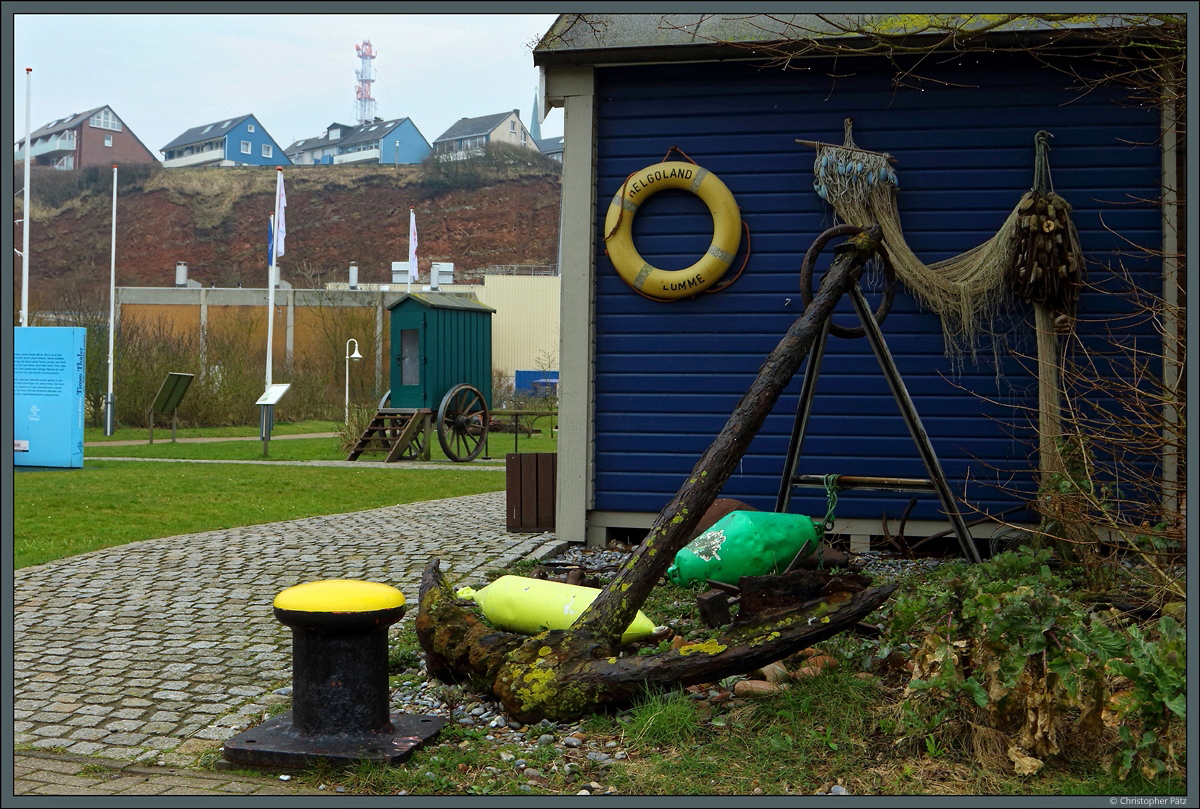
[116,276,559,389]
[473,275,561,376]
[120,303,202,337]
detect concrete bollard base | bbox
[223,710,447,767]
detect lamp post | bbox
[345,338,362,425]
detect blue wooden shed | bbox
[536,14,1180,548]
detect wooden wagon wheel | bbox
[437,384,490,462]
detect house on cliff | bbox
[284,118,431,165]
[433,110,539,158]
[160,114,292,168]
[535,14,1180,548]
[14,106,157,170]
[536,136,564,163]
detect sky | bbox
[12,11,564,157]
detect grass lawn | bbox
[84,422,558,464]
[83,419,342,443]
[85,437,359,462]
[16,419,557,569]
[13,460,504,569]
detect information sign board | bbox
[151,373,194,415]
[256,383,291,406]
[14,327,86,468]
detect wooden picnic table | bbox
[487,409,557,456]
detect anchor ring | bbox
[799,224,895,339]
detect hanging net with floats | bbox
[802,119,1082,357]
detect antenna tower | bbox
[354,40,377,124]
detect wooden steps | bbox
[346,409,432,462]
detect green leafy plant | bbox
[887,545,1185,780]
[924,734,946,758]
[388,634,425,673]
[889,548,1103,771]
[1086,615,1186,780]
[822,726,840,752]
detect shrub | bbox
[108,299,384,428]
[337,404,378,454]
[886,546,1185,779]
[419,143,560,191]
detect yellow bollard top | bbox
[274,579,406,613]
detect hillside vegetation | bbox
[13,144,562,295]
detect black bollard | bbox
[223,579,446,768]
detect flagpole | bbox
[266,212,276,388]
[105,164,118,435]
[266,166,284,389]
[20,68,32,327]
[408,206,417,293]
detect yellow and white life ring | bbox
[603,161,741,301]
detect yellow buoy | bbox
[457,575,656,644]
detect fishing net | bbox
[809,121,1084,478]
[811,118,1022,357]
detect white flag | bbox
[273,169,287,262]
[408,207,418,280]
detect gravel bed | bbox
[848,549,950,578]
[550,544,951,580]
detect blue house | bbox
[284,118,431,165]
[536,14,1178,550]
[160,114,291,168]
[282,122,356,166]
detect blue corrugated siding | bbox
[516,369,560,393]
[592,51,1162,521]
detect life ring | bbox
[604,161,741,300]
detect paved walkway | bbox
[12,491,566,798]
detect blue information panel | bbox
[14,327,86,468]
